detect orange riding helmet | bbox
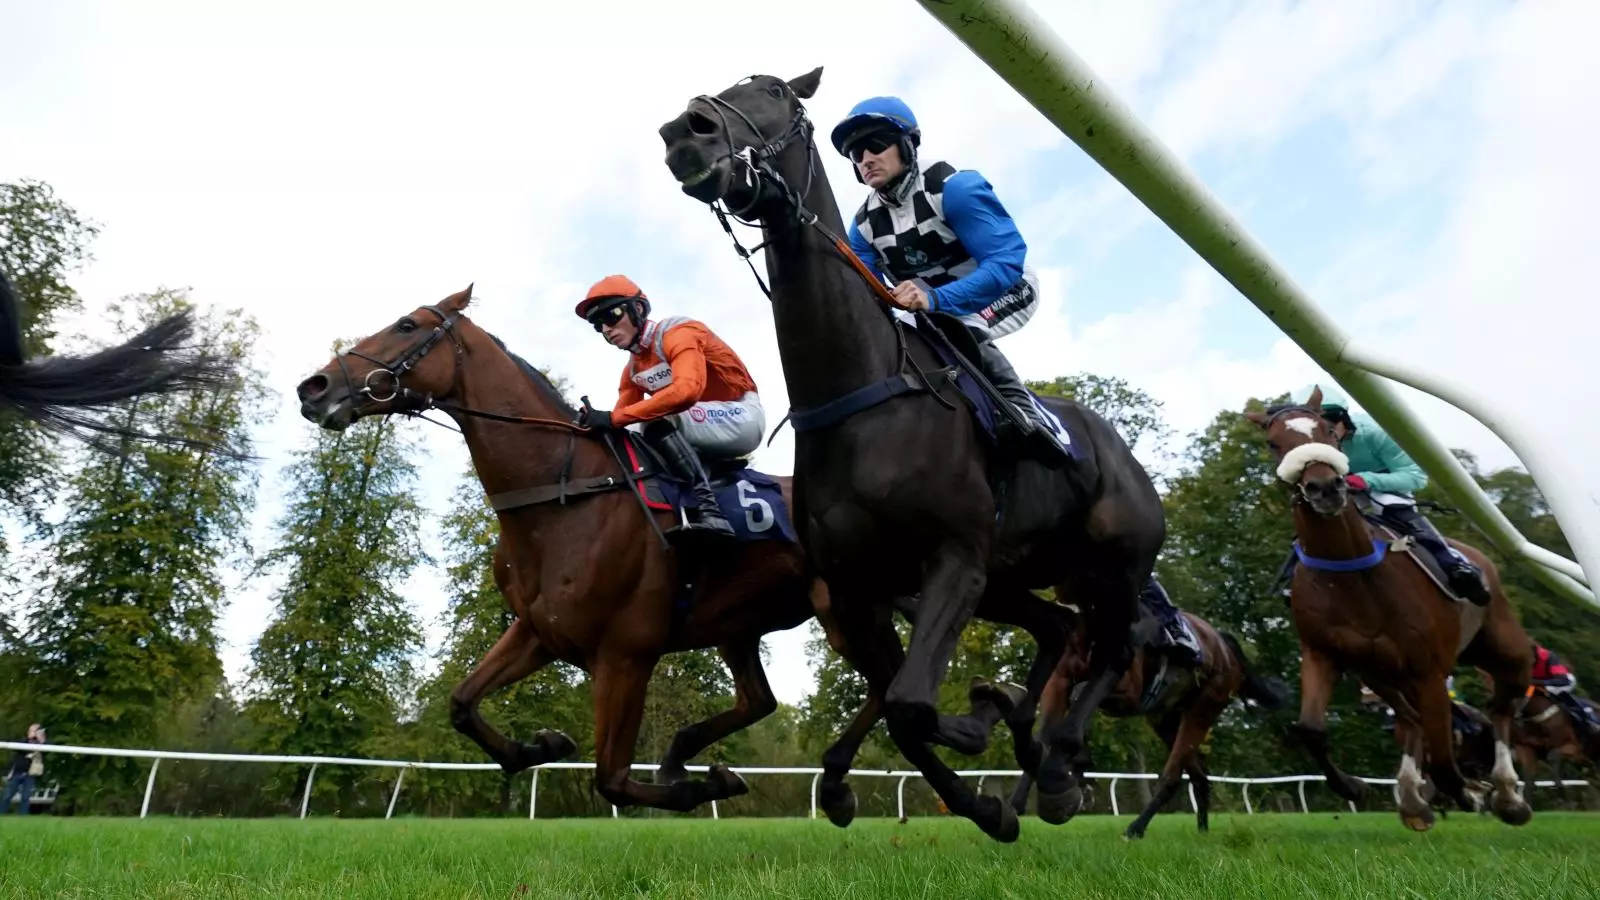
[574,274,652,322]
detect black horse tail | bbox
[0,266,240,453]
[1221,631,1290,712]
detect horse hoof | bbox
[975,795,1020,843]
[1402,810,1435,832]
[1123,824,1147,841]
[1492,794,1532,827]
[821,785,857,828]
[968,678,1026,717]
[535,729,577,762]
[708,764,749,799]
[1037,786,1082,826]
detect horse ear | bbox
[787,67,823,99]
[1244,410,1271,427]
[1307,386,1324,411]
[442,283,474,312]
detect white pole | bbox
[1298,780,1309,814]
[1109,777,1119,817]
[529,769,539,820]
[809,773,820,819]
[385,769,405,820]
[896,775,910,822]
[711,799,719,820]
[300,764,317,819]
[140,759,161,819]
[1242,783,1253,815]
[910,0,1597,606]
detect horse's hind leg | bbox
[1415,675,1482,817]
[655,637,776,787]
[1481,667,1535,825]
[449,617,577,773]
[1125,706,1215,840]
[1006,667,1070,815]
[589,650,746,813]
[1288,645,1369,803]
[1462,601,1535,826]
[1036,568,1139,826]
[963,585,1073,774]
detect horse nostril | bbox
[297,374,328,403]
[688,111,718,136]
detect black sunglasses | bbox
[847,133,898,164]
[588,305,628,332]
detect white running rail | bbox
[3,741,1587,821]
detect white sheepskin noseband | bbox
[1276,442,1350,483]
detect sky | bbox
[3,0,1597,711]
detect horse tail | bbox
[1221,631,1290,712]
[0,266,239,452]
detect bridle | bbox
[334,304,586,434]
[1263,404,1349,509]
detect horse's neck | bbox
[452,325,610,496]
[1293,502,1375,559]
[760,146,902,410]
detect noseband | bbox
[690,82,818,222]
[337,304,462,410]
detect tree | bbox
[0,179,101,533]
[4,290,266,810]
[245,406,427,811]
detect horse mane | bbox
[482,331,577,419]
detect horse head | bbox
[297,285,475,430]
[1246,386,1352,517]
[659,68,825,215]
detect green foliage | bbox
[3,290,267,810]
[0,179,101,535]
[245,411,427,811]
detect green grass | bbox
[1,813,1597,898]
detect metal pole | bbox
[711,799,719,820]
[1242,783,1253,815]
[140,759,161,819]
[300,764,317,820]
[1187,780,1197,814]
[1298,780,1309,814]
[1109,777,1119,817]
[529,769,539,820]
[896,775,910,821]
[911,0,1597,606]
[385,769,405,820]
[809,773,821,819]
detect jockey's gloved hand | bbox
[579,408,618,432]
[1345,474,1369,492]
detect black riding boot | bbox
[1139,578,1200,664]
[1383,504,1491,606]
[969,326,1070,469]
[644,419,735,546]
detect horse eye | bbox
[1267,441,1280,453]
[766,83,785,99]
[397,318,416,333]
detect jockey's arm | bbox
[611,328,708,427]
[1357,426,1429,495]
[845,219,888,284]
[612,368,646,413]
[927,171,1026,317]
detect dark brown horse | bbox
[659,68,1166,841]
[1513,689,1598,803]
[1248,388,1533,831]
[296,286,825,812]
[980,609,1288,838]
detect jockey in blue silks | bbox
[829,95,1069,470]
[831,96,1199,662]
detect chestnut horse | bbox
[1248,388,1533,830]
[978,609,1288,838]
[297,286,826,812]
[1513,689,1598,803]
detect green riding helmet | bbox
[1290,382,1350,413]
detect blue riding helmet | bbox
[829,96,922,157]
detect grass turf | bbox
[2,812,1597,898]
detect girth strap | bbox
[789,369,955,433]
[488,475,628,512]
